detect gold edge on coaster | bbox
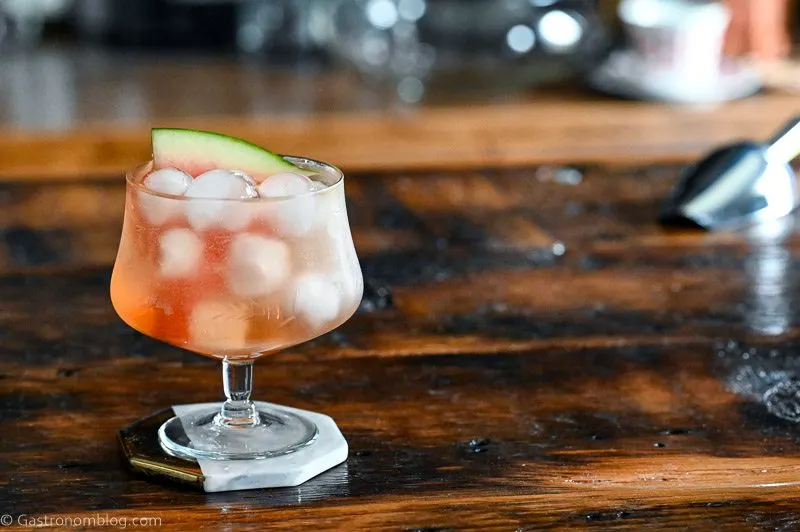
[118,407,205,490]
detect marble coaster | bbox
[118,402,348,493]
[171,402,348,492]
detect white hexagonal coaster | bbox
[172,402,348,493]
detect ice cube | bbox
[258,172,314,197]
[189,299,250,353]
[144,167,192,195]
[139,168,192,225]
[340,261,364,304]
[227,234,291,298]
[257,172,317,237]
[158,228,203,278]
[321,210,361,304]
[326,209,351,241]
[316,181,345,232]
[350,269,365,302]
[292,274,341,327]
[185,170,258,231]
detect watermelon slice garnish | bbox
[152,128,305,182]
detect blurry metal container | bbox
[310,0,608,99]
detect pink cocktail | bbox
[111,130,362,460]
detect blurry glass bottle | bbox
[235,0,325,60]
[0,0,72,46]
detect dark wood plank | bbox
[2,166,800,529]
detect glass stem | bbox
[218,357,258,428]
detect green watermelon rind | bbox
[151,128,306,179]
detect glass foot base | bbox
[158,404,318,461]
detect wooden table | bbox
[4,48,800,529]
[4,163,800,529]
[1,46,799,181]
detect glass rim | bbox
[126,155,345,203]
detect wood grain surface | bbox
[3,92,800,182]
[2,48,800,181]
[3,165,800,529]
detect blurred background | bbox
[0,0,795,287]
[0,0,795,131]
[0,0,614,129]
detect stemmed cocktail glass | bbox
[111,156,362,461]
